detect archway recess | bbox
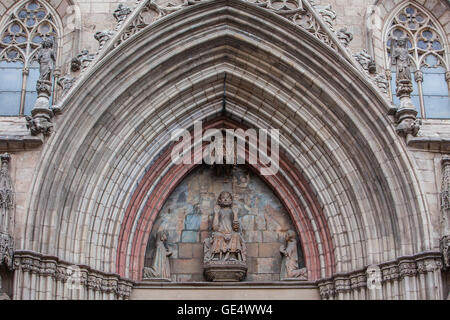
[15,0,439,300]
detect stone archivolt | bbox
[18,0,443,300]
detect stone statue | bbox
[37,38,56,82]
[203,192,247,281]
[280,230,307,280]
[143,230,173,281]
[391,37,412,82]
[209,192,245,262]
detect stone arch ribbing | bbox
[22,0,432,282]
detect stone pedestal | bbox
[26,80,54,136]
[395,79,420,137]
[203,260,247,282]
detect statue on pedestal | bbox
[204,191,247,281]
[280,230,307,280]
[391,36,420,137]
[143,230,173,281]
[392,37,412,82]
[27,38,55,136]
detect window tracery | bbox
[0,1,59,116]
[385,3,449,119]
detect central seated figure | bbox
[203,191,247,282]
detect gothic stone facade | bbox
[0,0,449,300]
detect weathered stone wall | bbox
[145,166,305,282]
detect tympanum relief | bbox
[143,166,306,282]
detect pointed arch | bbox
[19,0,433,294]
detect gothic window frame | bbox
[0,0,62,116]
[383,1,450,119]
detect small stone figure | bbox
[37,38,56,82]
[280,230,307,280]
[143,230,173,280]
[391,37,412,82]
[337,27,353,47]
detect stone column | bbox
[414,70,425,118]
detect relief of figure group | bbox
[143,186,308,282]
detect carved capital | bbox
[414,70,423,83]
[318,281,335,300]
[398,261,417,279]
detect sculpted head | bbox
[285,230,297,242]
[41,38,53,49]
[217,191,233,207]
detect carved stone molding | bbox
[317,251,443,300]
[13,251,135,299]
